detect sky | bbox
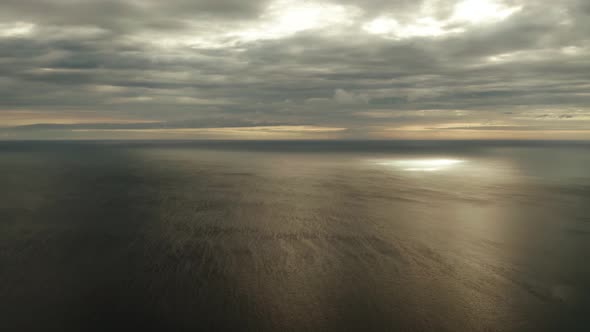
[0,0,589,140]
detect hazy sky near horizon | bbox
[1,0,589,139]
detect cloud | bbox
[333,89,369,104]
[0,0,589,139]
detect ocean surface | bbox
[1,140,589,331]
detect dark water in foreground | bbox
[1,140,589,331]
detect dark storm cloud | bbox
[0,0,271,30]
[1,0,589,138]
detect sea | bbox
[1,140,589,331]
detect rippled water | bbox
[1,141,589,331]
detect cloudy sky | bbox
[1,0,589,139]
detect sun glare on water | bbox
[375,159,466,171]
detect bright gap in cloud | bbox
[0,22,35,37]
[452,0,522,24]
[363,0,522,39]
[363,17,463,39]
[233,0,360,42]
[154,0,361,48]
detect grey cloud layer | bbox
[1,0,589,138]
